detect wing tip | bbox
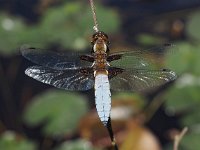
[162,68,177,80]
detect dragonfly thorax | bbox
[91,31,110,71]
[92,31,109,53]
[93,52,109,71]
[93,42,107,52]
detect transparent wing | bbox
[20,45,93,70]
[109,68,176,92]
[108,43,177,69]
[25,66,94,91]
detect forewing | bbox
[20,45,93,70]
[109,68,176,92]
[25,66,94,91]
[108,43,176,69]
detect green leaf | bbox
[164,41,200,127]
[181,110,200,126]
[166,85,200,112]
[0,13,27,55]
[0,131,36,150]
[23,90,89,137]
[181,133,200,150]
[186,11,200,41]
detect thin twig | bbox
[173,127,188,150]
[89,0,99,32]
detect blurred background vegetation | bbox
[0,0,200,150]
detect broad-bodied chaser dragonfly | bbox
[21,31,176,126]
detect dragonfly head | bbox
[91,31,110,52]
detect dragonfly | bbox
[21,31,177,126]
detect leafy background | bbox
[0,0,200,150]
